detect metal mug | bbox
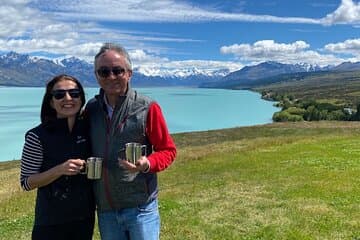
[124,142,147,164]
[80,157,103,179]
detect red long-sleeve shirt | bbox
[146,102,176,172]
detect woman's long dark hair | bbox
[40,74,86,124]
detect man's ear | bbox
[128,70,133,78]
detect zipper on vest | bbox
[115,114,128,133]
[103,115,115,209]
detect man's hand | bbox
[119,156,150,173]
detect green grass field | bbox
[1,121,359,239]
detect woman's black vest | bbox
[28,118,95,226]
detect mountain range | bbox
[201,61,332,88]
[0,52,224,87]
[1,51,360,88]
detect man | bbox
[86,43,176,240]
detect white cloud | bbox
[321,0,360,25]
[221,40,310,57]
[27,0,360,26]
[324,38,360,57]
[0,0,359,72]
[130,49,169,64]
[29,0,320,24]
[0,38,74,51]
[0,0,48,38]
[0,1,202,55]
[220,40,345,66]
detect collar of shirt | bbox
[103,94,114,119]
[102,94,127,119]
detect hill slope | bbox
[252,70,360,106]
[1,122,359,239]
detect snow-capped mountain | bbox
[293,62,324,72]
[219,61,325,84]
[0,52,225,87]
[135,66,230,78]
[200,61,331,88]
[131,66,229,86]
[0,52,96,86]
[1,51,360,88]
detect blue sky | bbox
[1,0,360,75]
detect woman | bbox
[20,74,95,240]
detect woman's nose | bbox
[64,92,72,99]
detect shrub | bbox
[326,110,347,120]
[273,111,303,122]
[286,107,306,115]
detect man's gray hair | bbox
[94,43,132,70]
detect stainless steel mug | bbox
[125,142,146,164]
[80,157,103,179]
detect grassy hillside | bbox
[1,122,359,239]
[252,70,360,107]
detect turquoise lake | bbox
[0,87,279,161]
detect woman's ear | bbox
[50,99,54,109]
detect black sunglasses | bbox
[97,66,126,78]
[51,89,81,100]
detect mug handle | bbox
[79,162,87,175]
[141,145,147,156]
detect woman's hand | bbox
[58,159,86,175]
[27,158,86,190]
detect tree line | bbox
[261,91,360,122]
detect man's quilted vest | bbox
[86,88,157,211]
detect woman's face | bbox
[50,79,82,119]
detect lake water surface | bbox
[0,87,279,161]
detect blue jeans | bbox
[97,199,160,240]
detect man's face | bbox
[95,50,132,97]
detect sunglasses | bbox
[51,89,81,100]
[97,66,126,78]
